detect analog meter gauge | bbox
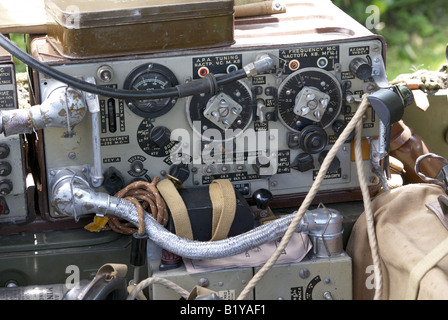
[186,80,253,141]
[123,63,179,118]
[277,68,343,132]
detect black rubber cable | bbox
[0,34,247,100]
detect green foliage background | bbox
[333,0,448,80]
[10,34,26,73]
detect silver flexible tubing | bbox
[112,199,297,260]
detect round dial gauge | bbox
[123,63,178,118]
[186,80,253,141]
[277,68,343,132]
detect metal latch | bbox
[367,84,414,190]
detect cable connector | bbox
[243,54,274,78]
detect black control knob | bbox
[349,57,372,80]
[0,179,12,196]
[318,150,341,173]
[332,119,355,141]
[0,144,10,159]
[150,126,171,148]
[0,162,11,176]
[252,188,273,210]
[131,160,145,175]
[168,163,190,183]
[299,125,328,154]
[290,153,315,172]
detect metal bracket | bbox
[371,54,389,88]
[84,77,104,188]
[367,85,414,190]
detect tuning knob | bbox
[291,153,315,172]
[332,119,355,141]
[349,57,372,80]
[168,163,190,183]
[318,150,340,173]
[150,126,171,148]
[299,125,328,154]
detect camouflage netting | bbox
[391,64,448,93]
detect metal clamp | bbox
[415,153,448,193]
[84,77,104,188]
[367,85,414,190]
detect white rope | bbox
[127,277,190,300]
[237,95,382,300]
[354,109,383,300]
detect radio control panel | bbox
[32,36,384,217]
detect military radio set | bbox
[0,0,414,300]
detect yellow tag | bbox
[84,216,109,232]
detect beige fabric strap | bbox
[406,237,448,299]
[158,178,236,241]
[157,179,194,240]
[208,179,236,241]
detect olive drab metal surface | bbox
[44,0,235,58]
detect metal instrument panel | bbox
[31,36,383,218]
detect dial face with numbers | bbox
[123,63,178,118]
[186,80,253,141]
[277,68,343,132]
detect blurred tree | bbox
[333,0,448,79]
[10,34,26,73]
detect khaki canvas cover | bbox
[347,183,448,299]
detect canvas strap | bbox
[406,237,448,299]
[157,178,236,241]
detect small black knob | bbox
[349,57,372,80]
[252,188,273,210]
[0,162,11,176]
[0,144,10,159]
[318,150,340,173]
[131,160,145,175]
[150,126,171,148]
[332,119,355,141]
[291,153,315,172]
[168,163,190,183]
[299,125,328,154]
[0,179,12,196]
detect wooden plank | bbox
[0,0,46,34]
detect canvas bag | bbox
[346,183,448,299]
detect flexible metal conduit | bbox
[50,170,302,259]
[114,199,296,259]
